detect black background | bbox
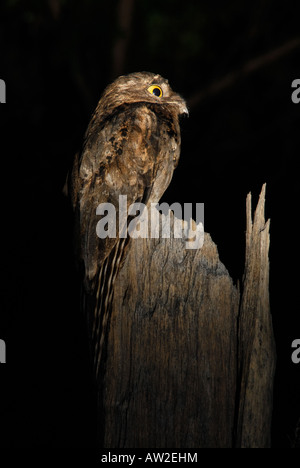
[0,0,300,448]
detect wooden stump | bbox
[95,184,275,448]
[235,184,276,447]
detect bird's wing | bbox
[69,102,180,379]
[71,103,179,288]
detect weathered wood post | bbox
[93,184,275,448]
[235,184,276,447]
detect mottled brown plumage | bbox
[67,71,188,380]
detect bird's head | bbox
[96,71,188,121]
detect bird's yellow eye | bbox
[147,85,163,98]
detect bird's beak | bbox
[178,98,189,116]
[170,95,189,116]
[181,103,189,116]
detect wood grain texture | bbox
[236,184,276,448]
[101,224,239,448]
[94,187,275,448]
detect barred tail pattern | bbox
[90,237,128,382]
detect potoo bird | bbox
[66,71,188,380]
